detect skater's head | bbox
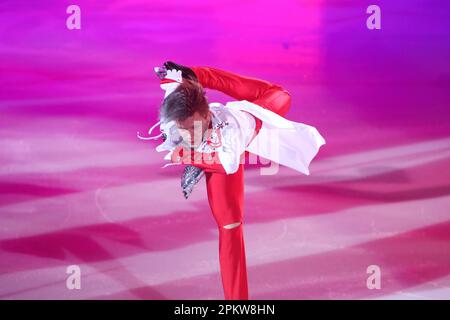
[160,79,211,148]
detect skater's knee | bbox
[223,222,241,229]
[254,88,291,117]
[277,90,291,116]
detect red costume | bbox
[186,66,292,300]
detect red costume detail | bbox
[160,78,181,85]
[187,66,291,299]
[205,128,223,148]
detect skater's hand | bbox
[158,68,183,99]
[164,68,183,83]
[163,61,199,82]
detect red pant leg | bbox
[205,163,249,300]
[191,65,291,116]
[191,65,292,142]
[252,86,292,117]
[191,66,279,102]
[189,66,292,300]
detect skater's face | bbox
[176,111,211,148]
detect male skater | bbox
[138,61,325,300]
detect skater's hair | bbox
[159,79,209,122]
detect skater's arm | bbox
[190,151,231,174]
[185,150,244,175]
[172,146,244,175]
[190,66,285,104]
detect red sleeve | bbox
[171,145,229,174]
[190,151,228,174]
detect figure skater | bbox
[138,61,326,300]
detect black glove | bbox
[163,61,199,83]
[181,165,205,199]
